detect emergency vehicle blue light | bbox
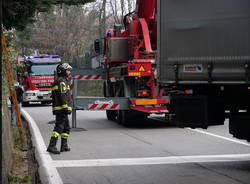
[25,55,60,59]
[24,55,61,63]
[32,55,59,59]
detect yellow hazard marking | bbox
[129,72,140,76]
[135,99,157,105]
[139,66,145,72]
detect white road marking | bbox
[23,108,250,176]
[21,109,63,184]
[187,128,250,147]
[53,154,250,168]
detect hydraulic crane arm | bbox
[136,0,157,22]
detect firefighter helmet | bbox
[56,63,72,75]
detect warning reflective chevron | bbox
[71,75,102,80]
[88,104,119,110]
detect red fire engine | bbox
[18,55,61,105]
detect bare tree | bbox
[17,5,100,63]
[109,0,119,24]
[120,0,125,18]
[127,0,132,13]
[99,0,107,38]
[16,0,136,63]
[107,0,135,24]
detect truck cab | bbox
[19,55,61,105]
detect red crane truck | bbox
[18,55,61,106]
[100,0,169,124]
[73,0,250,141]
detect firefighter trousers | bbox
[53,113,70,135]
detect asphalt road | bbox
[24,105,250,184]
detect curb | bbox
[21,109,63,184]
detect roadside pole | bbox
[1,31,22,127]
[71,77,86,131]
[0,19,3,184]
[72,78,77,128]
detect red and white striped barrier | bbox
[71,75,102,80]
[88,104,119,110]
[69,75,102,90]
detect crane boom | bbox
[136,0,157,22]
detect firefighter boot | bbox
[47,137,60,154]
[60,138,70,152]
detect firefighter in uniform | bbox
[47,63,72,154]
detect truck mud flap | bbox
[106,110,117,121]
[171,95,225,129]
[229,113,250,141]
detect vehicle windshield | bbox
[29,64,58,76]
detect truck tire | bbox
[117,110,147,126]
[106,110,117,121]
[117,110,133,126]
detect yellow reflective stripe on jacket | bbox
[52,84,69,91]
[52,85,59,90]
[53,104,72,111]
[62,104,68,108]
[51,131,60,138]
[53,106,63,111]
[61,133,69,139]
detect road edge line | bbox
[187,128,250,146]
[21,109,63,184]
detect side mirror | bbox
[94,39,101,54]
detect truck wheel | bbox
[117,110,133,126]
[106,110,117,121]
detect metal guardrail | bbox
[71,69,130,129]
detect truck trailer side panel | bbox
[158,0,250,84]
